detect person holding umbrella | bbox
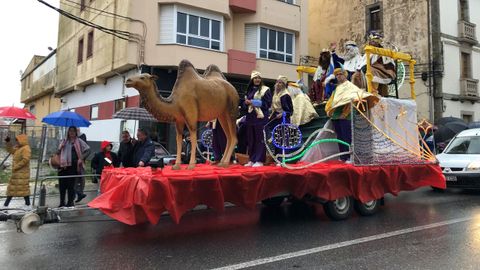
[2,134,32,209]
[57,126,90,207]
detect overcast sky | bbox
[0,0,59,108]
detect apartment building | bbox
[437,0,480,122]
[56,0,308,150]
[20,50,61,127]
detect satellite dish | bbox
[19,213,41,234]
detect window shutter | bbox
[245,25,257,54]
[159,5,174,44]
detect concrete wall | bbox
[56,0,132,94]
[25,94,62,127]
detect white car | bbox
[436,128,480,189]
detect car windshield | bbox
[154,143,170,156]
[444,136,480,154]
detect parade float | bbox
[1,45,445,233]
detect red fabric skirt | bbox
[88,163,445,225]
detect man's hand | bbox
[138,161,145,167]
[276,114,283,119]
[330,42,337,51]
[244,99,252,105]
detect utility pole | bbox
[430,0,443,123]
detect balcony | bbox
[458,20,477,44]
[230,0,256,13]
[460,78,479,100]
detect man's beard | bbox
[344,47,359,61]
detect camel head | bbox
[125,73,159,92]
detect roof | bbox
[457,128,480,137]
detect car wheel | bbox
[323,196,353,221]
[354,199,380,216]
[262,196,285,207]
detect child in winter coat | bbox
[91,141,119,183]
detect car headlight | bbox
[466,160,480,171]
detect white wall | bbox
[61,69,139,108]
[443,99,480,121]
[439,0,459,36]
[62,69,141,143]
[442,42,461,95]
[473,50,480,80]
[470,0,480,39]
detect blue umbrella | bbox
[42,111,91,127]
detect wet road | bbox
[1,187,480,270]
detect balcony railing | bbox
[458,20,477,43]
[460,78,479,98]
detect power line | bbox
[37,0,146,65]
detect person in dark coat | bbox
[118,130,135,167]
[268,75,294,156]
[57,126,90,207]
[132,128,155,167]
[91,141,120,183]
[75,127,88,202]
[236,116,247,154]
[206,120,227,163]
[243,70,272,167]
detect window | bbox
[461,52,471,78]
[87,30,94,58]
[29,105,35,115]
[90,104,98,120]
[459,0,469,21]
[259,27,294,63]
[279,0,295,4]
[462,113,473,123]
[115,99,126,113]
[176,12,222,51]
[367,3,383,32]
[77,37,84,64]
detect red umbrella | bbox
[0,106,36,119]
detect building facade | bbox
[56,0,308,150]
[308,0,480,123]
[308,0,431,121]
[20,50,61,127]
[436,0,480,122]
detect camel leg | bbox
[218,114,237,167]
[172,121,185,170]
[225,115,238,165]
[217,115,231,167]
[185,118,198,170]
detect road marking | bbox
[211,217,474,270]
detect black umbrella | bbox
[434,121,468,143]
[436,116,465,126]
[112,107,157,122]
[468,121,480,129]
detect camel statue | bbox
[125,60,239,169]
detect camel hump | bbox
[204,64,226,79]
[177,59,202,79]
[178,59,194,71]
